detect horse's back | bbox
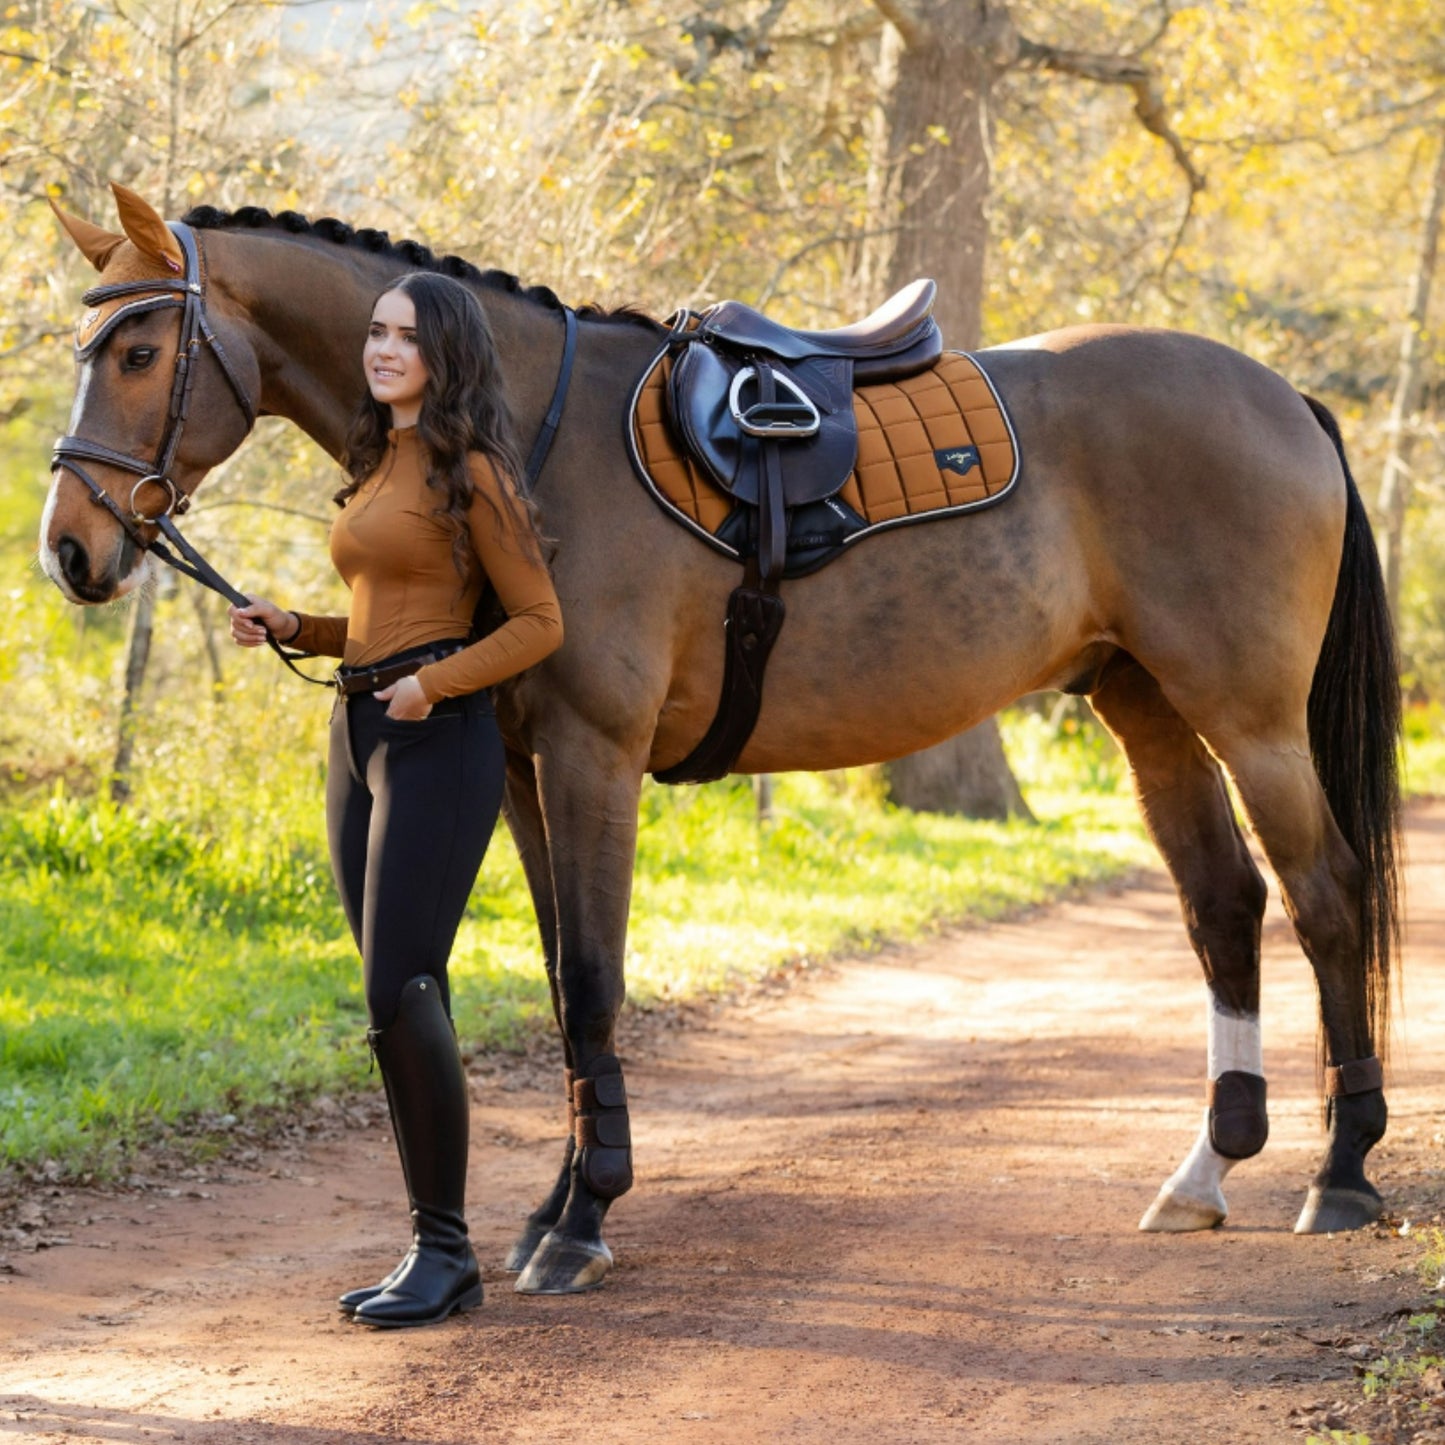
[982,324,1336,482]
[977,325,1348,724]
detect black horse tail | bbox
[1302,393,1402,1060]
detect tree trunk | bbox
[872,0,1033,820]
[191,586,226,695]
[1379,126,1445,633]
[110,588,155,804]
[110,19,186,805]
[754,772,774,825]
[886,719,1032,820]
[875,0,994,352]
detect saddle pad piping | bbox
[623,342,742,562]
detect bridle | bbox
[52,222,256,560]
[43,221,326,668]
[50,219,579,685]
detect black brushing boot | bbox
[352,975,482,1328]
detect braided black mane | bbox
[181,204,662,332]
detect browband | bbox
[75,293,185,360]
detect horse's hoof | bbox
[1294,1185,1383,1235]
[1138,1186,1227,1232]
[513,1231,612,1295]
[502,1222,551,1274]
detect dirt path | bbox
[5,808,1445,1444]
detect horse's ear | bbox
[48,196,127,273]
[110,182,184,275]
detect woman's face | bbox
[364,290,428,427]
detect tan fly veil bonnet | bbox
[51,183,187,357]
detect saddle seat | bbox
[697,278,942,377]
[668,278,944,522]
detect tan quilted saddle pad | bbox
[627,348,1019,570]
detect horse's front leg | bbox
[512,725,645,1295]
[497,745,579,1274]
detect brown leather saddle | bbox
[665,279,942,586]
[640,281,1014,787]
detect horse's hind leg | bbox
[1090,659,1270,1231]
[1208,729,1388,1234]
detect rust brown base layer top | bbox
[630,349,1019,538]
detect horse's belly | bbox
[680,507,1097,773]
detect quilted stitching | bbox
[632,356,734,531]
[631,349,1016,533]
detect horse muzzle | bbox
[39,487,146,603]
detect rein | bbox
[51,226,579,687]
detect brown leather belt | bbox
[334,644,465,697]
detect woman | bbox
[229,272,562,1328]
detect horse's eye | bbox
[123,346,158,371]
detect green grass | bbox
[1336,1297,1443,1445]
[0,782,359,1170]
[0,722,1151,1175]
[1403,705,1445,798]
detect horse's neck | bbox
[208,230,372,455]
[207,228,630,470]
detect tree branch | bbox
[189,498,333,527]
[0,328,70,362]
[1128,0,1175,58]
[763,14,885,49]
[755,223,910,307]
[1194,85,1445,157]
[1014,35,1205,195]
[0,48,74,77]
[869,0,933,51]
[678,0,795,80]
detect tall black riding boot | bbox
[353,975,482,1328]
[337,1057,414,1315]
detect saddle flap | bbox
[668,345,857,506]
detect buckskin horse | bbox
[39,185,1401,1294]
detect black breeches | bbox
[326,684,505,1029]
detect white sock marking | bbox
[1144,994,1264,1226]
[1207,995,1262,1078]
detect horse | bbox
[39,185,1401,1295]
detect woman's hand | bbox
[228,595,298,648]
[375,673,433,721]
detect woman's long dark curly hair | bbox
[336,271,545,579]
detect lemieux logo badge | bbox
[935,445,980,476]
